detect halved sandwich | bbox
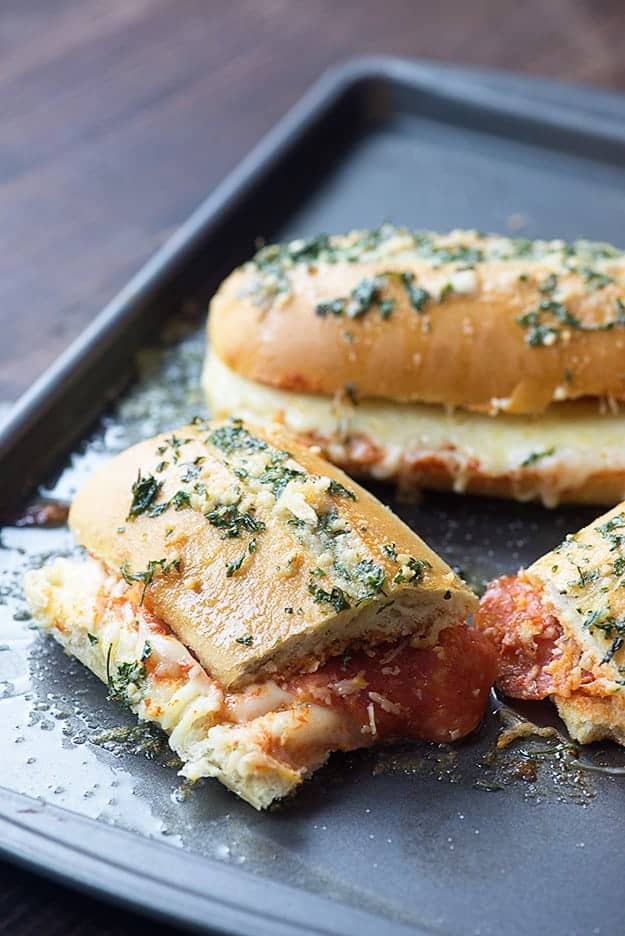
[205,226,625,506]
[24,418,494,808]
[475,503,625,745]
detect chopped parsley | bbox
[180,461,203,482]
[379,298,395,319]
[308,581,350,612]
[538,272,558,294]
[315,298,345,317]
[106,645,149,709]
[580,267,614,290]
[602,636,624,664]
[226,552,247,578]
[516,295,625,346]
[393,557,431,585]
[570,564,599,589]
[345,276,386,318]
[156,434,190,463]
[258,455,304,497]
[127,471,162,519]
[206,503,265,539]
[521,447,556,467]
[315,276,388,320]
[399,272,430,312]
[226,539,257,577]
[120,557,182,605]
[235,634,254,647]
[209,419,268,455]
[351,559,386,599]
[327,479,356,500]
[170,490,192,511]
[87,633,99,645]
[382,543,397,561]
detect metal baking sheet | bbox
[2,57,625,936]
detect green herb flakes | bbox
[400,272,430,312]
[106,645,148,709]
[521,447,556,467]
[206,503,265,539]
[127,471,162,519]
[393,557,431,585]
[308,581,350,612]
[209,419,268,456]
[120,557,182,605]
[170,490,192,511]
[327,479,356,500]
[235,634,254,647]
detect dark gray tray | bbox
[2,57,625,936]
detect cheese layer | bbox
[204,351,625,507]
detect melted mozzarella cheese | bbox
[23,558,359,809]
[204,351,625,507]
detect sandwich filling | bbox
[25,556,495,809]
[204,351,625,507]
[474,503,625,746]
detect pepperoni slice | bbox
[285,624,496,744]
[473,575,562,699]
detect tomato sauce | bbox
[285,624,496,744]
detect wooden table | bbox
[2,0,625,931]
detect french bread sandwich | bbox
[24,417,494,808]
[205,226,625,506]
[475,503,625,745]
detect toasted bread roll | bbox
[69,418,476,689]
[475,502,625,745]
[25,419,493,807]
[210,226,625,415]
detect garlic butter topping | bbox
[125,417,430,611]
[245,225,625,347]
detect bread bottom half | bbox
[204,351,625,507]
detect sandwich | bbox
[204,225,625,506]
[475,502,625,745]
[24,417,494,808]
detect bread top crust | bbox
[69,418,476,688]
[209,227,625,414]
[527,501,625,679]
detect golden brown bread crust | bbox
[69,418,476,689]
[554,693,625,746]
[210,227,625,414]
[526,501,625,672]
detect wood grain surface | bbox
[2,0,625,933]
[2,0,625,404]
